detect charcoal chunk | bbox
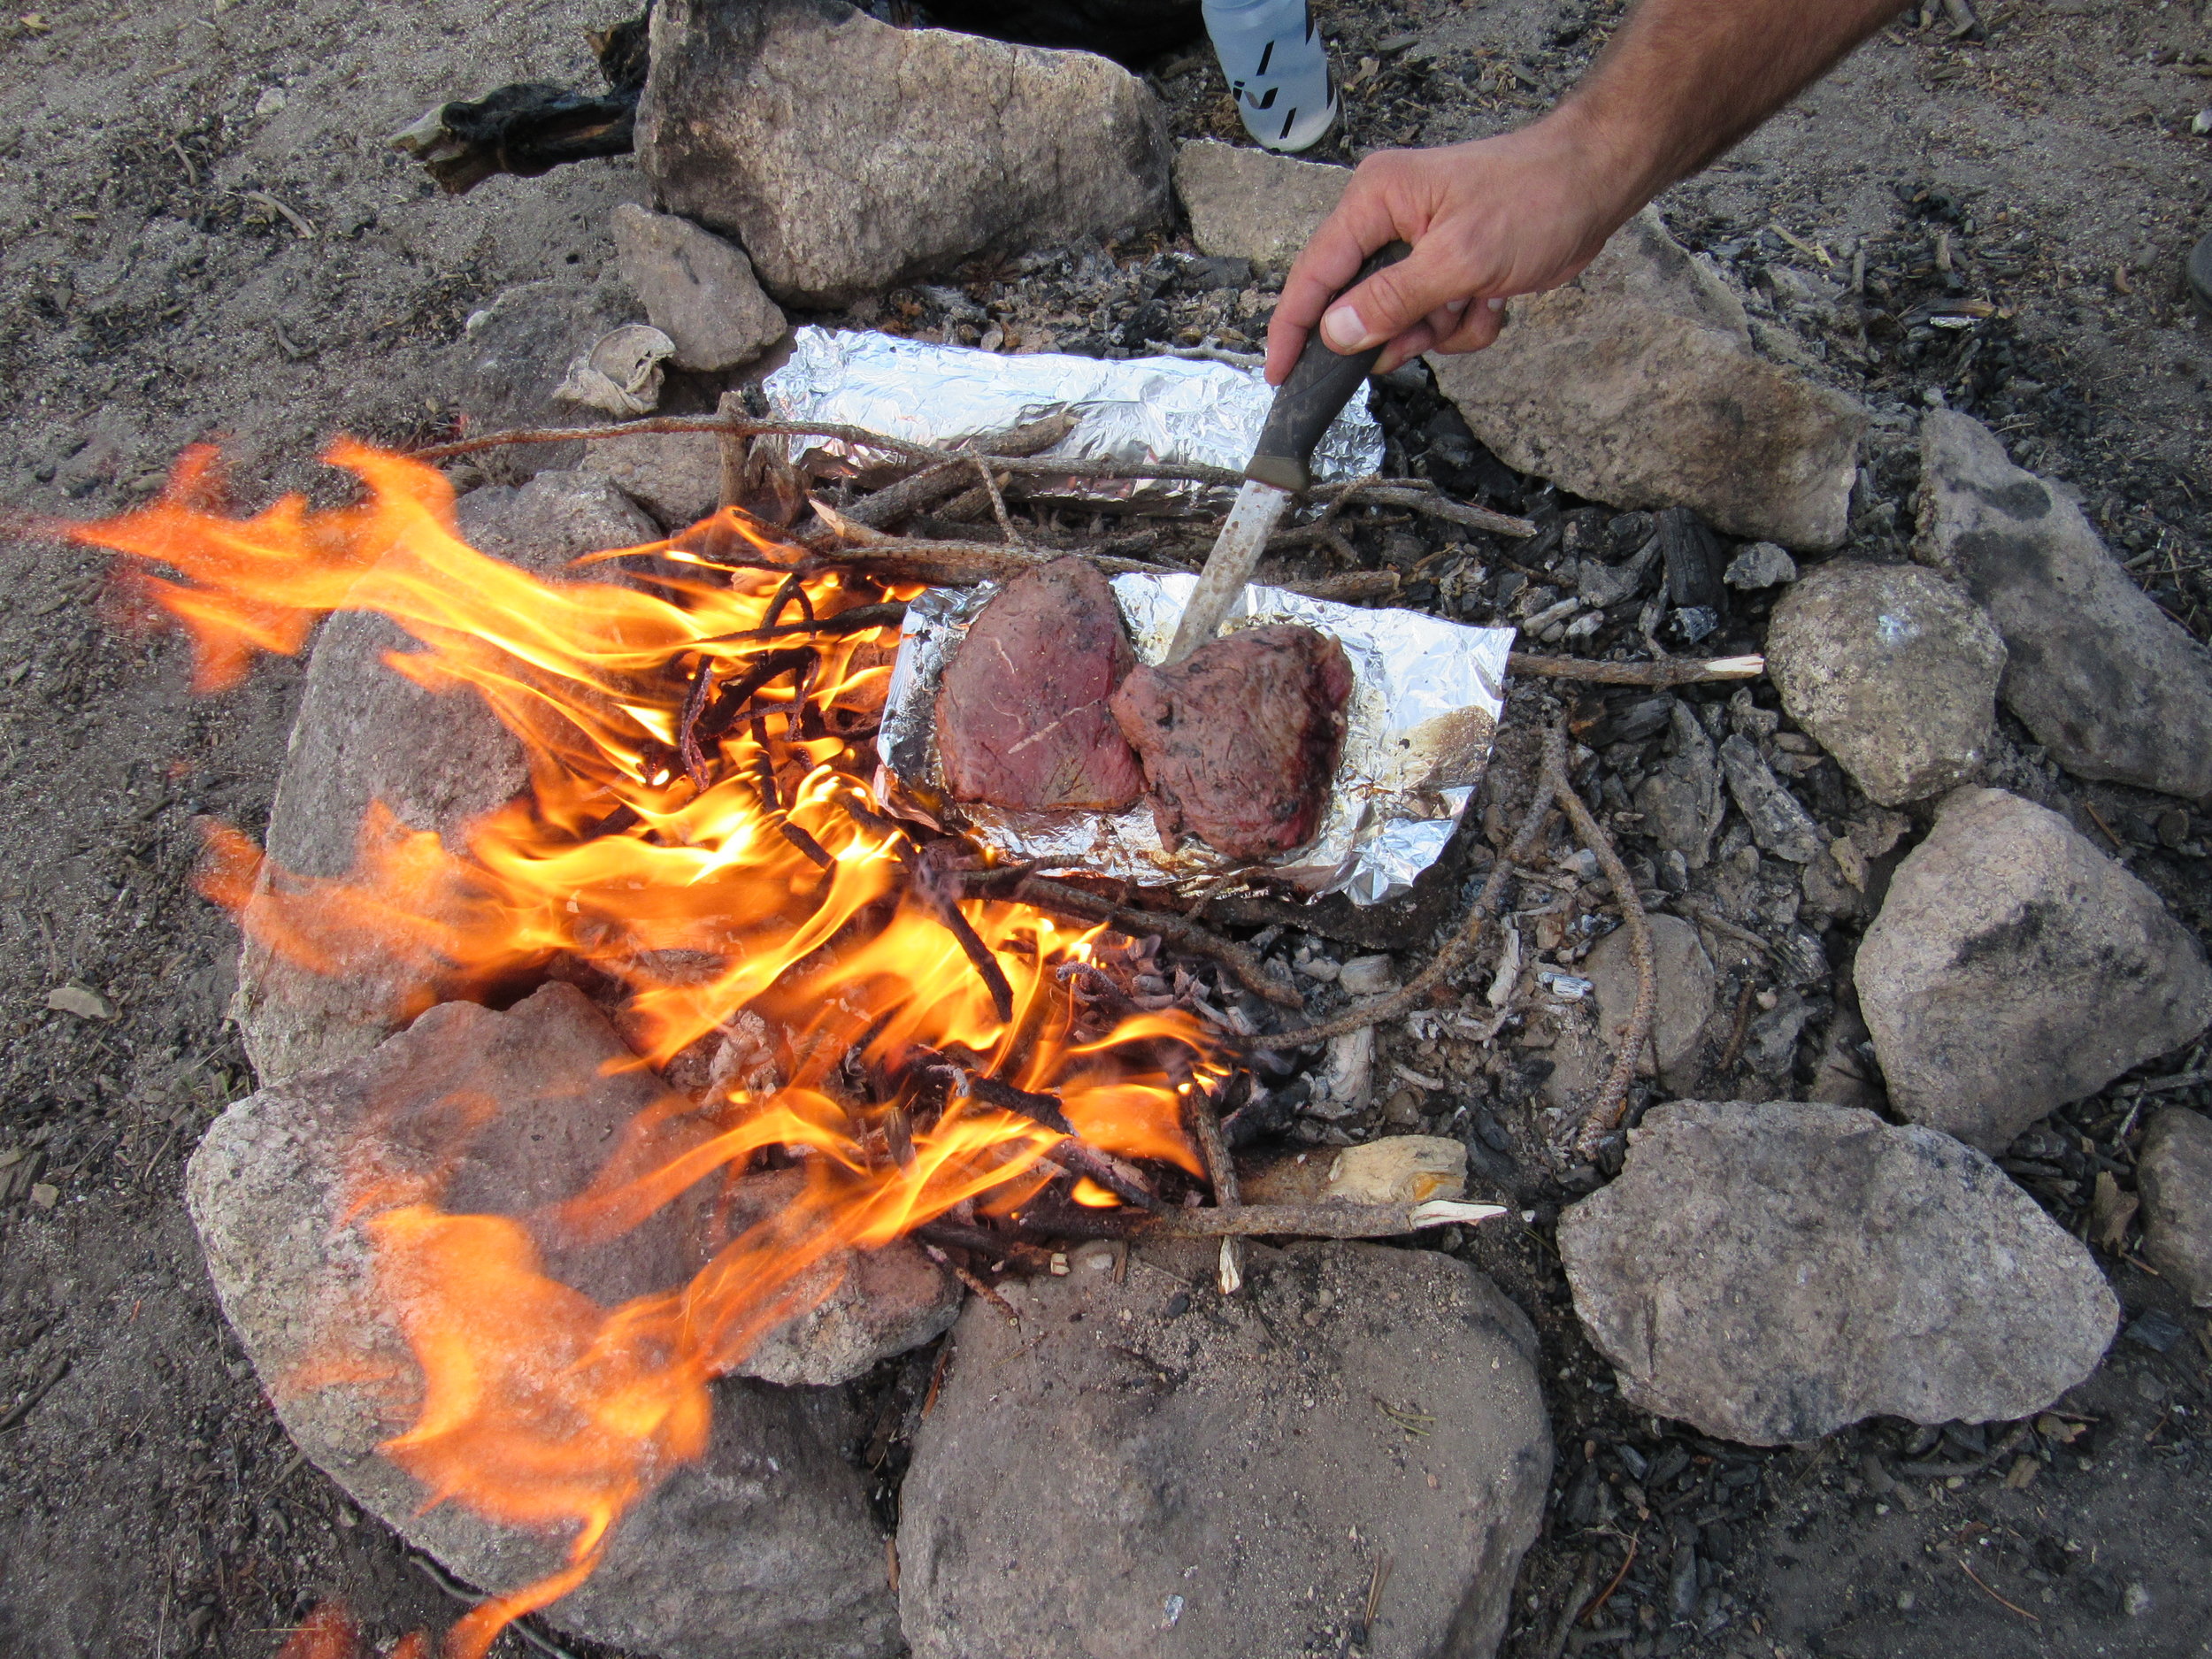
[936,558,1144,812]
[1110,625,1351,860]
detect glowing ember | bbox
[66,442,1227,1658]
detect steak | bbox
[1110,625,1353,859]
[934,557,1145,812]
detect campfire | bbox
[65,436,1504,1655]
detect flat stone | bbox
[637,0,1171,306]
[2138,1108,2212,1307]
[1172,140,1351,279]
[611,204,787,373]
[897,1240,1550,1659]
[1558,1100,2119,1445]
[188,984,902,1659]
[1916,409,2212,799]
[234,484,648,1086]
[1717,733,1824,864]
[1766,559,2005,807]
[1432,212,1863,550]
[1585,913,1715,1092]
[1856,788,2212,1150]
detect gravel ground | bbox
[1,1,2208,1655]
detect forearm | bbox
[1555,0,1912,213]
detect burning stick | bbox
[936,1069,1165,1212]
[919,1240,1022,1327]
[996,872,1302,1010]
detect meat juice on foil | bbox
[882,574,1516,906]
[761,326,1384,506]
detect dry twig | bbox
[1143,1198,1504,1239]
[1186,1087,1245,1294]
[1248,776,1557,1048]
[1508,652,1765,686]
[1539,720,1655,1159]
[1001,872,1304,1009]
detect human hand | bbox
[1263,113,1649,382]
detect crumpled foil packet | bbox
[762,326,1383,506]
[881,573,1515,906]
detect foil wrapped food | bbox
[882,573,1515,906]
[762,326,1383,505]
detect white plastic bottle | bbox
[1202,0,1338,154]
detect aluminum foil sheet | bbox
[762,327,1383,506]
[881,573,1515,906]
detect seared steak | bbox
[1110,625,1352,859]
[935,557,1145,812]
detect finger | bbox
[1372,319,1442,375]
[1267,167,1428,382]
[1426,295,1509,357]
[1317,234,1494,358]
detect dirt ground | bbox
[1,0,2208,1655]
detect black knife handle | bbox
[1245,240,1413,495]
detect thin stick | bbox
[920,1240,1021,1326]
[1577,1532,1640,1628]
[1250,779,1557,1048]
[1714,977,1758,1076]
[1313,479,1537,540]
[1002,873,1304,1009]
[1141,1198,1504,1239]
[972,457,1026,548]
[1187,1088,1245,1294]
[1958,1559,2040,1623]
[1541,718,1655,1159]
[1508,652,1765,686]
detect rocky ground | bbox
[3,1,2211,1657]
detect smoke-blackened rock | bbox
[1766,559,2004,807]
[188,984,902,1659]
[234,480,655,1087]
[637,0,1172,307]
[1916,409,2212,799]
[898,1239,1550,1659]
[1558,1100,2119,1445]
[1856,788,2212,1151]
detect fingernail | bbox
[1320,304,1369,351]
[1486,296,1507,311]
[1445,298,1469,315]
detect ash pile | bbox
[158,8,2212,1659]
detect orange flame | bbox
[67,442,1226,1658]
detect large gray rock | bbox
[611,204,787,373]
[234,480,653,1086]
[1173,139,1351,280]
[637,0,1172,307]
[1916,409,2212,799]
[1857,788,2212,1151]
[1558,1100,2119,1445]
[898,1239,1550,1659]
[2138,1108,2212,1308]
[1766,559,2005,806]
[187,984,903,1659]
[1431,212,1863,550]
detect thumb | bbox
[1317,238,1487,355]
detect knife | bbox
[1163,241,1412,664]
